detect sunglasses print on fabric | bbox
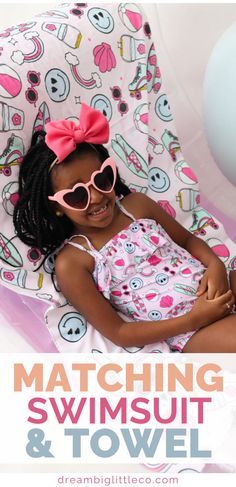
[48,157,117,211]
[110,86,129,116]
[70,3,88,17]
[25,71,41,106]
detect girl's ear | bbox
[50,200,64,218]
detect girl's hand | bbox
[189,289,235,330]
[196,260,229,300]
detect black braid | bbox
[13,131,131,255]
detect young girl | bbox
[14,103,236,353]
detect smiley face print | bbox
[148,167,170,193]
[45,68,70,102]
[155,94,173,122]
[129,277,143,290]
[91,94,112,121]
[155,273,169,286]
[58,312,87,342]
[88,8,114,33]
[124,241,136,253]
[148,310,162,320]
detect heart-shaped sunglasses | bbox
[48,157,117,211]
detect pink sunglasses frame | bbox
[48,157,117,211]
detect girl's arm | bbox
[135,193,229,298]
[55,246,233,348]
[135,193,218,265]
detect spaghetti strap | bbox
[116,198,136,222]
[66,233,95,253]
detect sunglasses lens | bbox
[26,88,37,103]
[27,71,40,86]
[63,186,88,209]
[94,165,114,191]
[71,8,82,15]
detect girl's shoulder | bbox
[121,192,153,219]
[55,237,94,277]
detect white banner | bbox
[0,353,236,464]
[0,473,236,487]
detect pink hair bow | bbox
[45,102,109,163]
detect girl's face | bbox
[50,152,117,232]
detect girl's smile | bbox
[88,201,110,218]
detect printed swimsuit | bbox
[66,198,207,351]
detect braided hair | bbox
[13,131,131,256]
